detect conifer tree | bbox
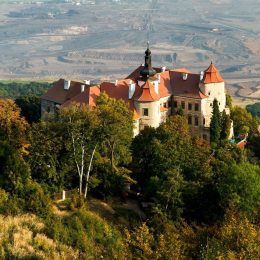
[210,99,221,143]
[220,110,231,140]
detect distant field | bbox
[232,96,259,108]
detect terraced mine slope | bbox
[0,0,259,100]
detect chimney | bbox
[161,66,166,72]
[115,80,118,86]
[183,73,188,81]
[128,82,136,99]
[200,71,204,81]
[64,80,71,90]
[154,81,159,94]
[81,84,85,93]
[157,74,161,83]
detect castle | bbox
[41,46,232,140]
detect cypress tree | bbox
[210,99,221,143]
[220,110,231,140]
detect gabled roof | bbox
[203,62,224,84]
[170,71,207,99]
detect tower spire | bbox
[140,42,156,80]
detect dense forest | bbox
[0,82,259,259]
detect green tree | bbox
[133,116,214,223]
[218,163,260,218]
[15,95,41,123]
[210,99,221,143]
[28,119,66,191]
[226,94,233,109]
[59,104,100,197]
[96,93,133,171]
[220,110,231,140]
[246,102,260,117]
[231,106,260,136]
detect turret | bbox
[199,62,226,112]
[134,44,161,129]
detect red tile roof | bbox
[134,80,160,102]
[158,71,172,97]
[170,71,208,99]
[60,86,100,108]
[203,62,224,84]
[42,79,91,104]
[173,68,192,73]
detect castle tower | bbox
[199,62,227,128]
[134,45,161,130]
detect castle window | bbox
[174,101,178,108]
[168,100,172,108]
[203,118,206,125]
[163,102,167,108]
[195,116,199,126]
[188,103,192,110]
[208,92,211,96]
[195,103,199,111]
[143,108,149,116]
[188,115,192,125]
[181,101,185,109]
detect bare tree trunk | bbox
[68,118,85,195]
[84,144,97,198]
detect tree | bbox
[217,163,260,218]
[231,106,260,136]
[0,99,28,148]
[226,94,233,109]
[133,116,214,223]
[246,102,260,117]
[96,93,133,171]
[210,99,221,143]
[15,95,41,124]
[28,119,66,191]
[220,110,231,140]
[59,104,100,197]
